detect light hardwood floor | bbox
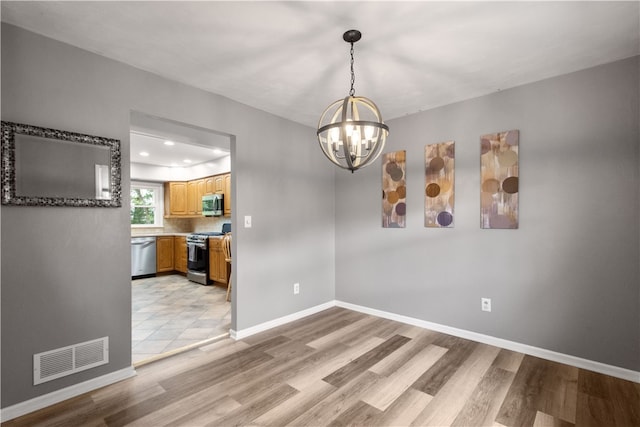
[4,307,639,426]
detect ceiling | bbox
[129,112,231,167]
[129,131,228,167]
[1,1,639,129]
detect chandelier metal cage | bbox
[317,30,389,173]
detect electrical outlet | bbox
[244,215,252,228]
[293,283,300,295]
[481,298,492,312]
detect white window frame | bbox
[130,181,164,228]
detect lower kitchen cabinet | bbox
[156,236,174,272]
[174,236,188,274]
[209,237,229,284]
[223,173,231,216]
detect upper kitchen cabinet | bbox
[214,175,224,193]
[186,180,198,215]
[164,178,207,217]
[196,179,206,215]
[205,176,215,195]
[164,173,231,217]
[187,178,206,216]
[189,178,209,215]
[164,182,187,216]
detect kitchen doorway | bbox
[129,112,234,365]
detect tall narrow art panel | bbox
[425,141,455,227]
[480,129,519,229]
[382,150,406,228]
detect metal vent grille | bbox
[75,340,105,368]
[34,337,109,385]
[40,348,73,379]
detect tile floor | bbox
[132,274,231,364]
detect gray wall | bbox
[335,56,640,371]
[1,23,335,407]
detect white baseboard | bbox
[0,367,136,422]
[336,300,640,383]
[230,301,336,340]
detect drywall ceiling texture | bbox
[0,23,335,408]
[1,1,639,127]
[334,56,640,372]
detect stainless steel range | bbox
[186,231,223,285]
[186,224,231,285]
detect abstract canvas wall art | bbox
[480,129,519,229]
[382,150,406,228]
[425,141,455,228]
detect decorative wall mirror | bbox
[1,121,122,207]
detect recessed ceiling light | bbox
[140,151,149,157]
[183,159,192,164]
[164,140,175,146]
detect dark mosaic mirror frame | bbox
[1,121,122,207]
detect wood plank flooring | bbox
[4,307,639,427]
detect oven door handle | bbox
[187,242,207,249]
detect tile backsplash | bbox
[163,217,194,233]
[193,216,230,232]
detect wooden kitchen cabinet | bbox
[214,175,224,193]
[223,173,231,216]
[174,236,188,274]
[156,236,174,272]
[164,182,188,216]
[205,176,215,195]
[187,180,198,215]
[208,237,229,284]
[196,179,206,215]
[164,174,230,217]
[197,179,206,213]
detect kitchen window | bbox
[130,182,163,227]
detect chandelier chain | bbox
[349,42,355,96]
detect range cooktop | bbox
[191,231,223,236]
[189,223,231,237]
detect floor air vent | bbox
[34,337,108,385]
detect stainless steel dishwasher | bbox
[131,237,157,278]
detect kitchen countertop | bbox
[131,232,191,238]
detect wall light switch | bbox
[244,215,252,228]
[481,298,492,312]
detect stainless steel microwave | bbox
[202,193,223,216]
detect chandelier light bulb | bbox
[364,125,374,140]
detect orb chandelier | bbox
[317,30,389,173]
